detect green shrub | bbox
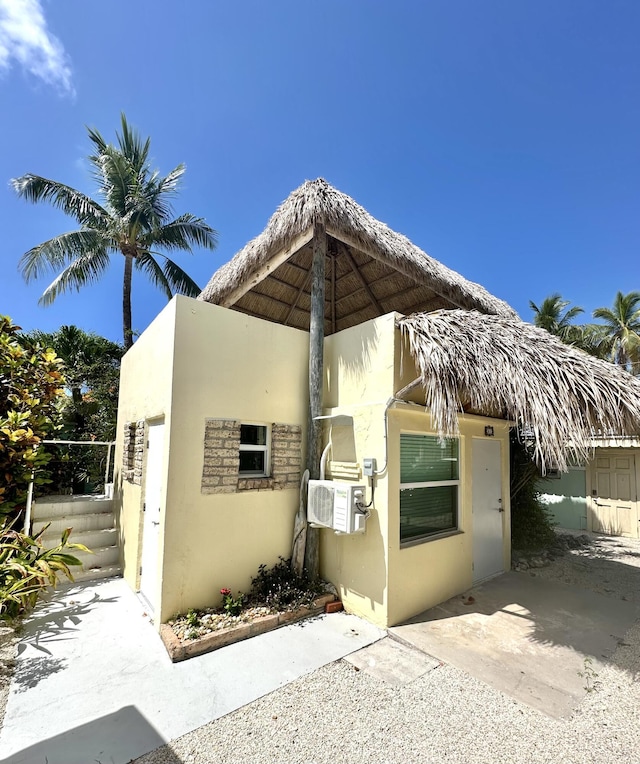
[510,432,556,551]
[0,316,65,520]
[0,523,88,622]
[247,557,323,612]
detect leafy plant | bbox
[220,587,244,616]
[0,522,89,622]
[186,608,200,627]
[0,316,65,521]
[510,432,556,551]
[247,557,323,613]
[578,657,601,693]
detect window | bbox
[400,434,459,544]
[239,424,270,476]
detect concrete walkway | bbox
[390,571,640,718]
[0,578,384,764]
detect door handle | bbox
[151,521,160,526]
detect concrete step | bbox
[33,511,115,537]
[73,545,120,569]
[72,564,122,583]
[38,526,118,550]
[32,495,113,520]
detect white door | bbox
[140,420,165,612]
[472,438,504,583]
[591,451,638,538]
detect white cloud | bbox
[0,0,74,94]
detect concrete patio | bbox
[0,577,384,764]
[390,570,640,718]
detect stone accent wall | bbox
[123,420,145,485]
[269,424,303,491]
[201,419,241,494]
[201,420,302,494]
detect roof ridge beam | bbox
[220,228,314,308]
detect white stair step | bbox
[39,527,118,550]
[34,512,115,537]
[73,545,120,568]
[33,495,113,520]
[72,565,122,583]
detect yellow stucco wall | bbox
[319,313,397,628]
[386,407,511,626]
[113,299,177,601]
[159,297,309,623]
[319,312,511,628]
[116,303,512,630]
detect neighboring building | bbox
[541,439,640,537]
[114,179,640,629]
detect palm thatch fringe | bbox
[399,310,640,471]
[199,179,516,320]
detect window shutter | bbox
[400,435,458,483]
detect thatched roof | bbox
[399,310,640,471]
[199,179,517,333]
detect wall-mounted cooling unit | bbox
[307,480,367,534]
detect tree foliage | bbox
[529,293,584,343]
[530,290,640,375]
[592,290,640,374]
[0,317,65,520]
[12,113,218,349]
[510,432,556,551]
[19,326,123,493]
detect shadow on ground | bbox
[16,586,117,658]
[390,549,640,718]
[0,705,173,764]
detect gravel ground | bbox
[135,533,640,764]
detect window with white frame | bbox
[400,433,459,544]
[239,423,270,476]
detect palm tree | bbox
[21,325,122,407]
[592,291,640,374]
[529,293,584,342]
[12,114,217,349]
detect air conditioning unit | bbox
[307,480,367,534]
[307,480,336,528]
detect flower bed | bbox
[160,593,337,662]
[159,558,341,662]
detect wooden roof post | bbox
[302,223,327,579]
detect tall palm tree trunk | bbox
[123,253,134,350]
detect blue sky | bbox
[1,0,638,345]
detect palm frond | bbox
[142,164,185,223]
[11,175,108,228]
[116,113,151,175]
[134,252,173,300]
[38,250,112,306]
[137,252,201,297]
[140,214,218,252]
[18,230,110,282]
[160,256,201,296]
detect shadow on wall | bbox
[0,706,172,764]
[324,318,380,408]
